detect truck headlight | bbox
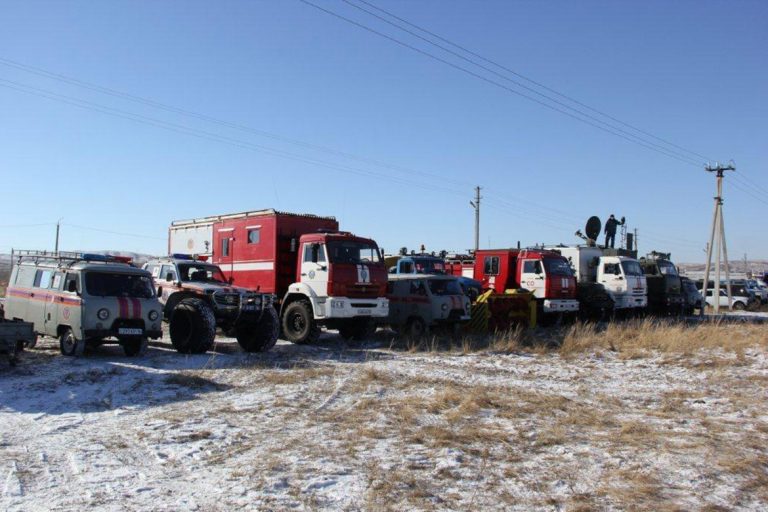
[149,310,159,321]
[97,308,110,320]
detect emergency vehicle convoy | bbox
[168,209,389,344]
[3,251,163,357]
[143,254,279,354]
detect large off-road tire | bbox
[236,307,280,352]
[121,337,148,357]
[169,298,216,354]
[60,328,85,357]
[281,300,320,345]
[338,318,376,341]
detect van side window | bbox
[160,265,177,282]
[147,265,161,279]
[484,256,499,276]
[410,280,426,295]
[34,269,53,289]
[51,272,64,290]
[64,273,79,294]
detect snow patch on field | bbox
[1,329,767,510]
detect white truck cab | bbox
[597,256,648,310]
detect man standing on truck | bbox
[604,214,625,249]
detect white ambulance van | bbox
[4,251,163,356]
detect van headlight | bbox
[441,303,448,311]
[148,310,159,321]
[97,308,110,320]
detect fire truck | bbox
[168,209,389,344]
[463,249,579,319]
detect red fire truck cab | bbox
[169,209,389,344]
[473,249,579,315]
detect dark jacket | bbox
[605,216,624,235]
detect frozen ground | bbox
[1,326,767,511]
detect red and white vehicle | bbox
[450,249,579,316]
[169,209,389,344]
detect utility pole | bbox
[469,186,481,253]
[701,162,735,315]
[54,218,62,254]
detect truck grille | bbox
[346,284,380,298]
[213,293,240,307]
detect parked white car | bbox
[704,288,750,311]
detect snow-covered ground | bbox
[1,328,767,511]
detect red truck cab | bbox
[473,249,579,314]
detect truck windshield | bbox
[179,264,227,283]
[621,261,644,276]
[428,279,463,296]
[84,272,155,298]
[326,241,382,265]
[544,258,574,276]
[414,259,445,274]
[658,261,678,276]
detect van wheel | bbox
[169,298,216,354]
[338,318,376,341]
[60,328,85,357]
[122,338,148,357]
[733,301,746,311]
[236,307,280,352]
[405,317,427,339]
[281,300,320,345]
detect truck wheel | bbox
[60,328,85,357]
[733,301,746,311]
[169,298,216,354]
[122,338,148,357]
[281,300,320,345]
[338,318,376,341]
[236,307,280,352]
[405,317,427,339]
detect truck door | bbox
[43,272,65,336]
[520,259,546,299]
[300,242,329,296]
[30,268,54,334]
[600,261,624,294]
[217,227,235,281]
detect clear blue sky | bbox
[1,0,766,262]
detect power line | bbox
[339,0,705,167]
[297,0,705,168]
[350,0,716,164]
[62,223,167,240]
[0,56,469,189]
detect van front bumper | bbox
[84,328,163,340]
[542,299,579,313]
[313,296,389,319]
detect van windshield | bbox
[544,258,574,276]
[179,264,228,284]
[428,279,463,296]
[326,241,382,265]
[84,272,154,298]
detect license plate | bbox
[242,305,257,311]
[356,309,372,315]
[118,328,143,336]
